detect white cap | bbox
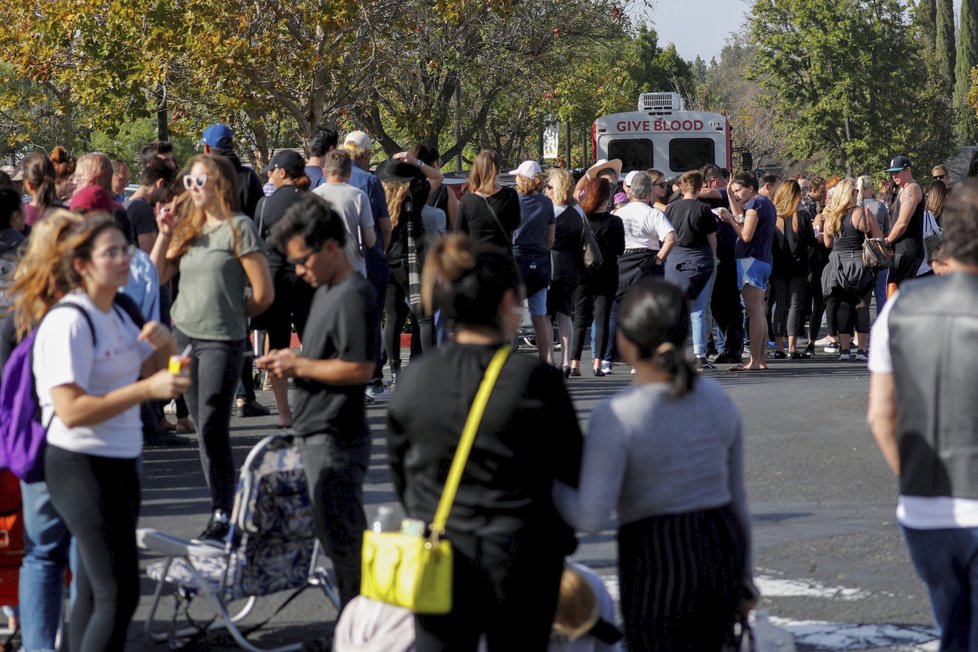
[624,170,640,187]
[343,130,372,154]
[510,160,542,177]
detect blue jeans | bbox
[903,525,978,651]
[874,273,888,319]
[691,266,718,356]
[19,481,72,652]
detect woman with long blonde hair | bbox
[817,177,882,360]
[769,180,814,358]
[151,153,273,541]
[377,159,434,381]
[28,213,187,651]
[545,168,585,376]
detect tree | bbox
[749,0,954,175]
[955,0,978,143]
[936,0,956,91]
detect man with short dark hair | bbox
[306,127,338,190]
[869,179,978,650]
[142,140,175,166]
[699,164,743,362]
[126,157,178,253]
[257,193,375,609]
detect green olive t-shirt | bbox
[170,214,263,341]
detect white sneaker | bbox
[365,387,392,402]
[824,343,841,354]
[815,336,836,347]
[600,361,613,375]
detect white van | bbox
[593,92,731,177]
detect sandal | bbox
[789,351,805,360]
[730,364,768,372]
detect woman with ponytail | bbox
[556,278,756,651]
[387,234,583,651]
[21,151,61,226]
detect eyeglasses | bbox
[183,174,209,189]
[933,174,947,180]
[96,244,136,261]
[287,246,321,267]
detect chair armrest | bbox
[137,528,226,558]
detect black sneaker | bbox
[237,400,270,418]
[199,509,230,543]
[713,351,742,364]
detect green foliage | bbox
[936,0,956,90]
[955,0,978,143]
[748,0,955,176]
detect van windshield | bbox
[670,139,715,172]
[608,139,653,171]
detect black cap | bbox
[885,155,912,172]
[375,159,424,183]
[265,150,305,176]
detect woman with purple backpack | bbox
[11,212,188,652]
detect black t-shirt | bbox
[455,188,521,252]
[387,342,582,550]
[125,197,158,241]
[292,272,376,439]
[664,198,718,248]
[255,186,304,273]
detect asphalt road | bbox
[122,348,938,651]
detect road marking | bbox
[769,617,937,651]
[755,575,870,601]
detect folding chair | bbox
[138,434,340,652]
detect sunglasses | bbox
[654,182,669,188]
[933,174,947,180]
[288,246,321,267]
[96,244,136,261]
[183,174,209,189]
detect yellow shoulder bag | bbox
[361,345,511,614]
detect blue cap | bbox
[200,123,234,149]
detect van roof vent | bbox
[638,92,684,113]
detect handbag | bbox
[360,346,511,614]
[862,238,892,270]
[922,209,943,262]
[580,211,604,269]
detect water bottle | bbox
[371,506,398,533]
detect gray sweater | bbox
[554,378,751,561]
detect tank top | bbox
[889,188,924,256]
[834,208,865,253]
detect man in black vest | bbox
[868,179,978,650]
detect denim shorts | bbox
[526,286,548,317]
[736,257,772,291]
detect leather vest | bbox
[889,272,978,498]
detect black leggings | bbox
[807,262,828,343]
[572,284,614,363]
[383,263,433,369]
[45,445,139,652]
[826,287,871,338]
[770,275,807,338]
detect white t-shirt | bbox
[313,182,375,277]
[613,202,674,251]
[34,292,154,459]
[868,292,978,528]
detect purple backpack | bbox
[0,304,94,483]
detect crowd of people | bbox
[0,126,956,651]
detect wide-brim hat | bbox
[585,158,622,180]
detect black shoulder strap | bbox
[112,292,146,329]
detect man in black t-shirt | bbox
[257,194,376,608]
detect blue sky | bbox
[640,0,964,63]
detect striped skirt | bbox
[618,504,746,651]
